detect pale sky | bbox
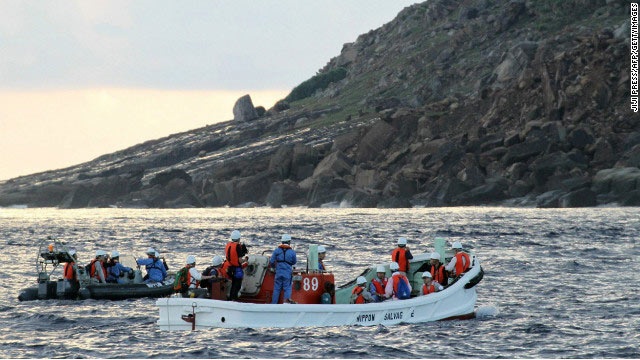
[0,1,417,180]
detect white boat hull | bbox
[157,259,482,330]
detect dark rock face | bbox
[559,188,596,208]
[150,169,192,187]
[266,180,306,208]
[453,178,509,205]
[58,186,94,209]
[357,121,396,162]
[502,139,548,166]
[233,94,259,122]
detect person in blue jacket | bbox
[317,245,327,271]
[270,234,297,304]
[106,250,133,283]
[136,247,167,283]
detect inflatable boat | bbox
[157,240,483,330]
[18,238,175,301]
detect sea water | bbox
[0,207,638,358]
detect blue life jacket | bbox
[270,245,296,277]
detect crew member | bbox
[63,250,78,282]
[224,230,249,301]
[445,241,470,277]
[89,250,108,283]
[136,247,167,283]
[391,237,413,274]
[270,234,297,304]
[183,255,215,298]
[420,271,443,295]
[350,276,373,304]
[369,265,387,302]
[429,252,448,286]
[106,250,133,284]
[156,251,169,271]
[201,255,225,288]
[317,245,327,271]
[384,262,412,300]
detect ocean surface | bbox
[0,207,638,358]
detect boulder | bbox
[535,190,565,208]
[340,190,379,208]
[268,145,293,179]
[165,193,202,208]
[291,144,319,180]
[567,127,594,150]
[530,152,577,188]
[357,121,397,162]
[506,162,528,180]
[132,185,168,208]
[430,178,471,206]
[307,176,349,207]
[494,41,538,83]
[150,169,192,187]
[233,172,276,205]
[622,190,640,206]
[332,130,360,152]
[559,188,597,208]
[617,144,640,168]
[509,180,533,197]
[502,138,549,166]
[592,167,640,196]
[452,177,509,205]
[457,166,485,187]
[355,168,379,189]
[265,180,306,208]
[504,132,522,147]
[255,106,266,117]
[590,138,615,166]
[313,151,352,179]
[233,94,259,122]
[213,180,236,206]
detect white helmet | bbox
[95,250,106,257]
[390,262,399,271]
[186,255,196,265]
[146,247,156,255]
[422,271,432,278]
[111,250,120,258]
[281,234,292,243]
[356,276,367,285]
[430,252,441,260]
[212,255,224,267]
[317,245,326,253]
[231,230,241,241]
[452,241,463,249]
[68,249,77,256]
[397,237,407,246]
[376,265,386,273]
[155,251,160,258]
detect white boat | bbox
[157,243,483,330]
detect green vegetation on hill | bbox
[285,67,348,102]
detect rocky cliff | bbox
[1,0,638,209]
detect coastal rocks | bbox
[266,180,306,208]
[357,120,396,162]
[591,167,640,198]
[312,151,352,179]
[340,189,379,208]
[150,169,192,187]
[559,188,597,208]
[502,138,548,166]
[58,186,94,209]
[233,94,259,122]
[452,177,509,205]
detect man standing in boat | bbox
[270,234,297,304]
[391,237,413,275]
[445,241,470,278]
[224,230,248,301]
[317,245,327,271]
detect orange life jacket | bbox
[220,261,231,279]
[90,259,106,282]
[431,264,446,284]
[422,284,435,295]
[391,248,409,272]
[352,285,365,304]
[454,252,470,275]
[225,242,241,267]
[64,262,76,281]
[186,265,199,288]
[392,273,409,295]
[371,277,387,295]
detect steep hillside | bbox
[1,0,638,209]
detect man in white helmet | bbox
[420,271,443,295]
[200,255,225,289]
[224,230,249,301]
[391,237,413,275]
[181,255,215,298]
[384,262,412,300]
[269,234,297,304]
[445,241,470,277]
[369,265,388,302]
[136,247,167,283]
[106,250,133,284]
[350,276,373,304]
[63,250,78,283]
[89,250,108,283]
[317,245,327,271]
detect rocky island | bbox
[1,0,638,209]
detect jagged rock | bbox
[558,176,592,192]
[541,121,567,143]
[341,190,379,208]
[355,168,379,189]
[307,176,349,207]
[357,121,396,162]
[429,178,471,206]
[504,132,522,147]
[559,188,596,208]
[150,169,192,187]
[453,177,509,205]
[291,144,319,180]
[614,19,630,40]
[58,186,94,209]
[266,180,306,208]
[313,151,352,179]
[132,185,168,208]
[530,152,577,188]
[165,193,202,208]
[623,132,640,151]
[479,147,508,167]
[269,145,294,179]
[566,149,589,168]
[479,135,504,152]
[457,166,486,187]
[164,178,190,201]
[506,162,528,180]
[590,138,615,166]
[233,172,275,205]
[213,180,235,206]
[502,138,549,166]
[622,190,640,206]
[617,144,640,168]
[494,40,537,83]
[592,167,640,196]
[255,106,266,117]
[509,180,533,197]
[233,94,259,122]
[273,100,290,112]
[536,190,565,208]
[567,127,594,150]
[332,130,360,152]
[377,196,412,208]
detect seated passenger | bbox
[445,241,470,278]
[89,250,108,283]
[385,262,412,300]
[391,237,413,275]
[317,245,327,271]
[369,265,387,302]
[350,276,373,304]
[136,247,167,283]
[106,250,133,284]
[429,252,448,286]
[420,271,443,295]
[183,255,215,298]
[63,250,78,283]
[200,255,225,288]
